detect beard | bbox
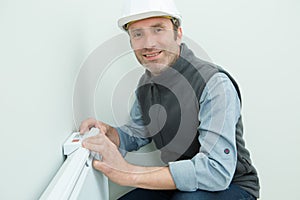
[135,48,179,76]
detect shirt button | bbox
[224,148,230,154]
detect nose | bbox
[143,32,157,49]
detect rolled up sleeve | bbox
[116,99,151,155]
[169,73,240,191]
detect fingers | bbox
[95,121,109,135]
[82,140,103,153]
[79,118,95,134]
[82,134,102,151]
[79,118,110,135]
[82,133,115,153]
[79,118,106,134]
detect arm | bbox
[115,98,152,153]
[83,72,240,191]
[169,72,240,191]
[82,130,176,189]
[81,100,174,189]
[95,162,177,190]
[79,99,151,153]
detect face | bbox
[128,17,182,76]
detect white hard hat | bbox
[118,0,182,31]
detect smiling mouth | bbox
[143,51,162,58]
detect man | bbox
[80,0,260,199]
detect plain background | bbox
[0,0,299,199]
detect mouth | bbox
[143,51,162,60]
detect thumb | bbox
[79,118,97,134]
[79,125,88,134]
[95,121,108,135]
[93,160,111,173]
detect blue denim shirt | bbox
[116,72,240,191]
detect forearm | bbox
[165,73,240,192]
[92,155,176,190]
[129,165,176,190]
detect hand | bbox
[79,118,108,135]
[79,118,120,147]
[82,132,135,186]
[82,128,176,189]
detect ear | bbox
[129,39,133,49]
[127,32,133,49]
[176,27,183,45]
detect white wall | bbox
[0,0,299,199]
[0,0,121,199]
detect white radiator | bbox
[40,129,109,200]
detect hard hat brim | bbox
[118,11,181,31]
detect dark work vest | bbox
[135,43,259,198]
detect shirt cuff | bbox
[115,127,127,157]
[169,160,198,191]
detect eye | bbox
[154,27,164,33]
[130,30,143,39]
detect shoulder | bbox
[201,72,241,105]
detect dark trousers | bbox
[118,184,256,200]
